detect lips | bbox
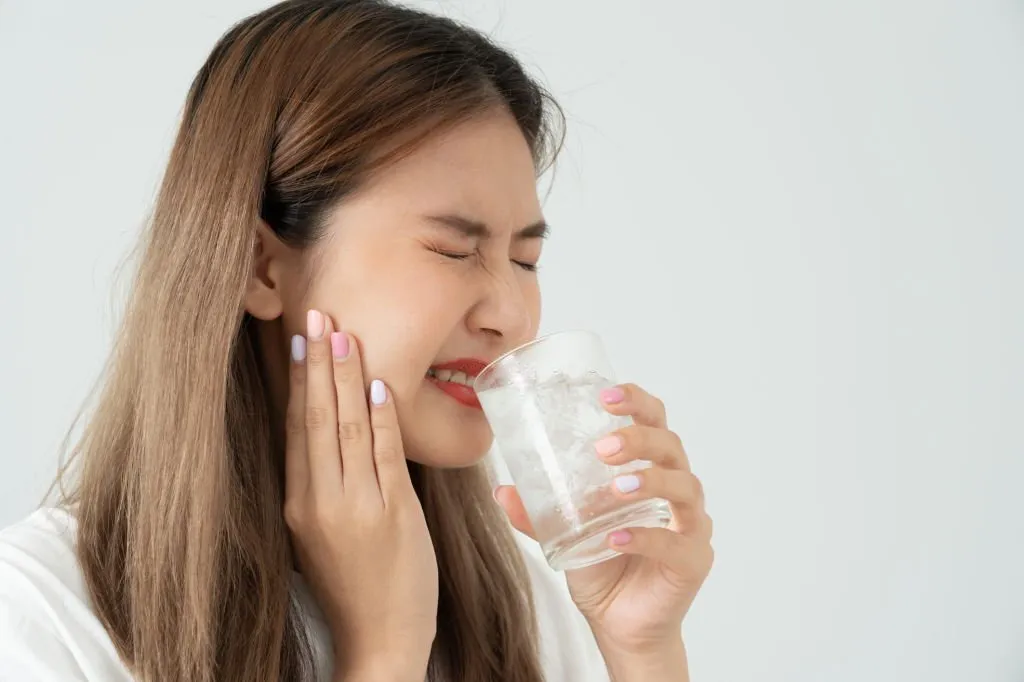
[428,358,489,377]
[426,357,489,409]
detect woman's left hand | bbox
[495,383,713,655]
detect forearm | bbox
[594,634,690,682]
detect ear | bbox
[244,220,288,321]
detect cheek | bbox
[341,274,466,386]
[523,279,542,335]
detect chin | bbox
[399,397,493,469]
[395,375,497,468]
[402,424,492,469]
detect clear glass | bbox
[474,330,670,571]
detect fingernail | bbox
[370,379,387,406]
[594,434,622,457]
[610,530,633,546]
[331,332,349,359]
[600,387,625,404]
[307,309,324,340]
[291,335,306,363]
[614,474,641,494]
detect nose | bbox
[466,261,535,343]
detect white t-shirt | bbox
[0,508,609,681]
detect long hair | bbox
[51,1,564,679]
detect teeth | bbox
[426,368,475,386]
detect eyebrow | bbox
[423,214,550,241]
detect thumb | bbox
[493,485,536,539]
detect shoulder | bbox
[512,530,610,682]
[0,507,133,681]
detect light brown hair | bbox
[51,1,564,679]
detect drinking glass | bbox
[474,330,670,571]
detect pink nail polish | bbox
[600,387,625,404]
[331,331,349,359]
[610,530,633,546]
[307,309,324,340]
[594,435,622,457]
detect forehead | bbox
[359,112,542,221]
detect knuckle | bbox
[338,420,365,443]
[285,410,305,436]
[334,367,362,387]
[305,343,328,367]
[350,496,384,524]
[702,544,716,574]
[653,397,667,420]
[374,444,402,465]
[305,405,330,431]
[393,497,424,525]
[372,419,395,436]
[312,498,341,530]
[690,473,705,499]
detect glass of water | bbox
[474,330,670,571]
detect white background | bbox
[2,1,1022,680]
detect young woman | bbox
[0,1,713,680]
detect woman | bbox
[0,1,713,680]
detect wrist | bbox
[592,632,689,682]
[337,659,428,682]
[333,641,431,682]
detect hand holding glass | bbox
[474,331,670,571]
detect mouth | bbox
[425,358,489,409]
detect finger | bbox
[609,467,706,532]
[594,424,690,470]
[607,526,714,576]
[284,333,310,503]
[493,485,536,539]
[328,328,375,490]
[367,379,414,505]
[304,309,343,493]
[599,383,668,428]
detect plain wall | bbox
[2,1,1022,680]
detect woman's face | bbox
[256,111,545,467]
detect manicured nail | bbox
[370,379,387,406]
[594,434,622,457]
[610,530,633,546]
[291,335,306,363]
[600,387,625,404]
[307,309,324,340]
[331,332,349,359]
[614,474,641,494]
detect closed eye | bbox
[431,249,539,273]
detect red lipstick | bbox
[429,358,489,376]
[426,358,489,409]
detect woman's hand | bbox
[495,383,713,667]
[284,310,438,682]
